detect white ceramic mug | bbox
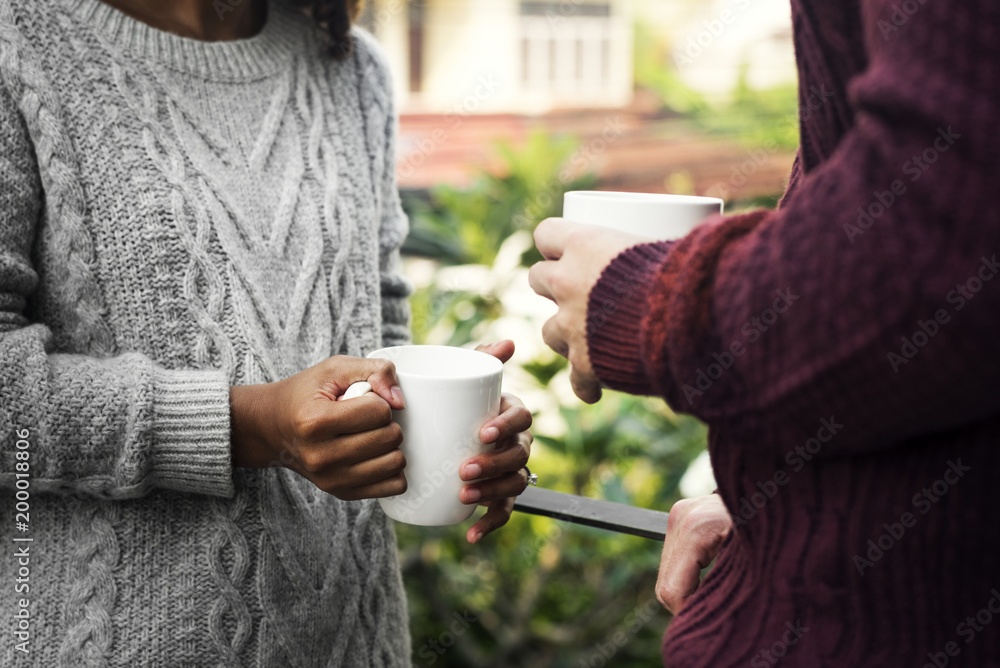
[562,191,724,240]
[345,345,503,526]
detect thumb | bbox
[362,359,405,410]
[570,367,602,404]
[656,534,704,615]
[475,340,515,364]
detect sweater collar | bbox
[59,0,314,81]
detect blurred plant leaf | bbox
[403,131,598,268]
[521,356,568,386]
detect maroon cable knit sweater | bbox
[586,1,1000,666]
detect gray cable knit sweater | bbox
[0,0,414,665]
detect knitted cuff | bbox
[586,241,674,395]
[151,368,235,498]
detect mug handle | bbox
[340,381,373,401]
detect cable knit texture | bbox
[0,0,412,664]
[588,0,1000,666]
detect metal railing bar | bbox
[512,487,669,541]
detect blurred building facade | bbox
[362,0,799,200]
[667,0,795,98]
[364,0,635,114]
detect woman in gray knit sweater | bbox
[0,0,533,665]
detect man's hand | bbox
[460,340,534,544]
[528,219,646,403]
[656,493,733,615]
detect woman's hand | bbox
[230,356,408,501]
[656,493,733,614]
[460,340,534,544]
[528,219,647,403]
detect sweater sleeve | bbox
[0,78,234,500]
[586,240,674,395]
[587,0,1000,457]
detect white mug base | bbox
[378,499,478,526]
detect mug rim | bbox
[367,344,504,380]
[564,190,724,208]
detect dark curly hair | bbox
[286,0,365,59]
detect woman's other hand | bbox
[460,340,534,544]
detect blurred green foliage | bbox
[397,135,711,667]
[633,21,708,117]
[634,19,801,153]
[693,66,800,151]
[403,131,597,268]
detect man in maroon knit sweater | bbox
[530,0,1000,666]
